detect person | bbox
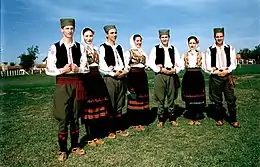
[45,18,88,161]
[80,27,110,146]
[148,29,182,128]
[124,34,149,131]
[205,27,240,128]
[99,25,129,139]
[180,36,206,125]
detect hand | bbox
[62,64,71,73]
[114,70,123,77]
[71,64,79,73]
[117,70,127,78]
[218,69,229,77]
[160,68,168,74]
[167,69,176,75]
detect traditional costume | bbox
[99,25,129,138]
[45,18,87,161]
[124,34,149,130]
[205,27,240,128]
[80,27,110,146]
[148,29,182,127]
[181,36,206,124]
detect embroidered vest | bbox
[129,49,146,66]
[85,45,99,65]
[155,45,175,68]
[101,43,124,66]
[184,51,202,68]
[55,42,81,68]
[209,45,231,67]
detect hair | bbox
[187,36,198,43]
[82,27,95,36]
[133,34,142,41]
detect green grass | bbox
[1,64,260,167]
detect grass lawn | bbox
[1,64,260,167]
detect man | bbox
[148,29,182,128]
[205,27,240,128]
[45,18,88,161]
[99,25,129,139]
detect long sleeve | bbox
[204,48,213,74]
[124,51,131,71]
[227,46,237,73]
[148,47,161,73]
[78,44,89,73]
[99,45,115,76]
[179,53,185,71]
[173,48,182,74]
[201,52,207,72]
[45,45,63,76]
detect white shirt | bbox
[99,41,125,76]
[180,50,206,70]
[124,50,148,70]
[205,43,237,73]
[148,43,182,73]
[45,39,89,76]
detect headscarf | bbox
[129,34,148,58]
[80,27,98,52]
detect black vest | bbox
[155,45,175,68]
[55,42,81,68]
[101,43,124,66]
[209,45,231,67]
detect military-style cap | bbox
[103,25,117,33]
[213,27,224,35]
[60,18,75,28]
[158,29,170,36]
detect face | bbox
[134,36,142,48]
[160,35,169,46]
[215,32,224,45]
[106,28,117,43]
[188,38,197,50]
[61,25,74,38]
[83,30,94,45]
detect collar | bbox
[211,42,228,48]
[59,39,77,47]
[159,43,172,49]
[105,41,117,47]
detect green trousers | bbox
[154,73,177,121]
[209,74,237,122]
[53,84,80,152]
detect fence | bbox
[0,64,46,77]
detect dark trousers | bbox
[209,74,237,122]
[154,73,177,121]
[53,84,80,152]
[104,76,126,132]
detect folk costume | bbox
[45,18,87,161]
[148,29,182,127]
[205,27,240,128]
[124,34,149,130]
[80,27,110,146]
[181,46,206,124]
[99,25,129,138]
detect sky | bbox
[1,0,259,64]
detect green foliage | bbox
[18,45,39,71]
[239,44,260,62]
[9,62,16,66]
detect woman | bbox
[80,27,110,146]
[181,36,206,125]
[124,34,149,131]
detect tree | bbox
[238,48,252,59]
[10,62,16,66]
[18,45,39,71]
